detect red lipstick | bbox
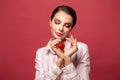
[56,32,63,36]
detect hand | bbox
[50,39,64,67]
[64,35,78,57]
[62,35,78,66]
[50,39,64,58]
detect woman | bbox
[35,5,90,80]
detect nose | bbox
[59,25,64,31]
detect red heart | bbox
[58,43,65,51]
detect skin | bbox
[50,11,78,67]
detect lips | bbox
[56,32,63,36]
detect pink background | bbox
[0,0,120,80]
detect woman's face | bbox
[50,11,73,40]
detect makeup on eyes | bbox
[54,18,72,28]
[64,23,72,28]
[54,19,60,24]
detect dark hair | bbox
[51,5,77,27]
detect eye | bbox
[54,20,60,25]
[64,23,72,28]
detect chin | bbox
[54,36,65,40]
[53,35,66,40]
[58,37,66,40]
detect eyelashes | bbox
[64,24,71,28]
[54,19,72,28]
[54,20,60,24]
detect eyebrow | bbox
[54,18,60,22]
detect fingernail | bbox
[59,39,61,42]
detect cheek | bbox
[51,25,56,31]
[52,24,59,31]
[50,21,54,29]
[51,24,57,33]
[64,28,71,34]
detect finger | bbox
[66,35,77,46]
[71,35,74,41]
[51,39,61,47]
[66,37,73,43]
[67,35,73,41]
[71,35,77,43]
[72,36,77,46]
[74,38,77,46]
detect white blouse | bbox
[35,40,90,80]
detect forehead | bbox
[53,11,73,23]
